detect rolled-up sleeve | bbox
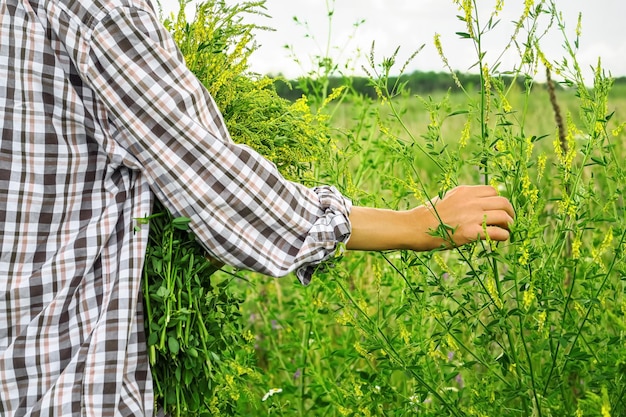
[79,5,351,283]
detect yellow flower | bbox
[595,121,604,135]
[434,33,463,88]
[399,322,411,345]
[575,404,583,417]
[312,297,323,309]
[592,228,613,271]
[521,173,534,200]
[338,406,352,416]
[429,114,439,130]
[446,334,459,352]
[525,136,535,160]
[460,118,471,148]
[523,0,534,19]
[335,311,353,326]
[482,64,491,92]
[601,386,611,417]
[522,285,535,310]
[486,275,503,309]
[571,235,582,260]
[439,171,453,191]
[233,362,252,376]
[557,195,577,218]
[407,176,424,201]
[537,311,547,333]
[209,395,221,416]
[434,33,444,58]
[434,253,450,274]
[575,12,583,38]
[537,154,547,181]
[494,0,504,15]
[461,0,475,38]
[322,86,346,108]
[501,96,512,113]
[354,383,363,398]
[225,374,240,401]
[354,341,369,357]
[536,45,551,71]
[518,246,530,266]
[243,330,254,343]
[428,340,447,361]
[574,302,585,317]
[611,122,625,137]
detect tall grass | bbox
[236,1,626,416]
[149,0,626,415]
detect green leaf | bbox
[156,286,170,298]
[168,336,180,355]
[187,347,199,358]
[172,217,192,230]
[147,332,158,347]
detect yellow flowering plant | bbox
[301,0,626,416]
[142,0,626,415]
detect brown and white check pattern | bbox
[0,0,351,415]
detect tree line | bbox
[270,70,626,101]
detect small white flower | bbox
[262,388,283,402]
[374,385,381,393]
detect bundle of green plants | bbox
[142,1,334,415]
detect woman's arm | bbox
[346,185,515,252]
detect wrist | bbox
[405,205,447,251]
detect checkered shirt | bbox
[0,0,352,415]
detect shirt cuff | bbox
[295,186,352,285]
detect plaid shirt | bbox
[0,0,351,415]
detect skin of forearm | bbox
[346,205,441,252]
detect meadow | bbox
[145,1,626,415]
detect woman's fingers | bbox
[484,225,511,242]
[480,196,516,219]
[483,209,515,230]
[450,184,498,198]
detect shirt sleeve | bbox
[79,5,351,284]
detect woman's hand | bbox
[346,185,515,252]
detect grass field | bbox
[147,1,626,415]
[222,84,626,416]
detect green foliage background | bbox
[145,0,626,416]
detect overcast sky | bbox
[156,0,625,82]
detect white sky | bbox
[155,0,626,82]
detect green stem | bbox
[542,261,578,398]
[143,266,156,366]
[335,278,463,417]
[559,230,626,376]
[519,266,542,417]
[299,321,312,417]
